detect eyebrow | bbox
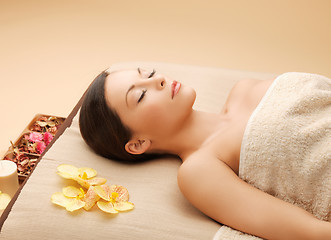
[125,68,142,106]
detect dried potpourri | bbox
[4,152,38,178]
[19,131,53,154]
[2,115,64,182]
[29,116,64,134]
[4,132,54,177]
[51,164,134,214]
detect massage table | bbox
[0,62,277,239]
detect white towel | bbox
[215,72,331,239]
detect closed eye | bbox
[148,69,156,78]
[138,89,147,103]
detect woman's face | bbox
[104,68,196,141]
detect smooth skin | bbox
[105,69,331,239]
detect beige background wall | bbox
[1,0,330,154]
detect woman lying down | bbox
[79,68,331,239]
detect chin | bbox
[182,86,196,108]
[172,87,196,121]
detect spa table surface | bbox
[0,62,278,240]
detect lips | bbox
[171,81,181,99]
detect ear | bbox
[125,139,151,155]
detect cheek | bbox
[142,103,169,128]
[140,102,187,135]
[132,87,196,136]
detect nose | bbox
[143,74,165,90]
[154,75,166,90]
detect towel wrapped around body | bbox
[214,72,331,240]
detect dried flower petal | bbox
[97,201,118,214]
[36,141,46,154]
[40,117,48,121]
[31,116,64,134]
[48,126,57,134]
[44,132,53,146]
[36,121,48,127]
[20,159,29,167]
[29,132,43,143]
[47,122,56,127]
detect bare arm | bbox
[178,155,331,240]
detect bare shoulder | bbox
[177,151,326,239]
[177,151,240,220]
[177,151,263,235]
[178,151,231,187]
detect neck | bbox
[152,109,226,160]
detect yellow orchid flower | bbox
[56,164,107,189]
[94,184,134,214]
[0,191,11,211]
[51,186,86,212]
[51,164,134,214]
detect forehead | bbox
[104,69,137,109]
[107,69,137,81]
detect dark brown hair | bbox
[79,70,162,163]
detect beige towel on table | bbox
[215,72,331,239]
